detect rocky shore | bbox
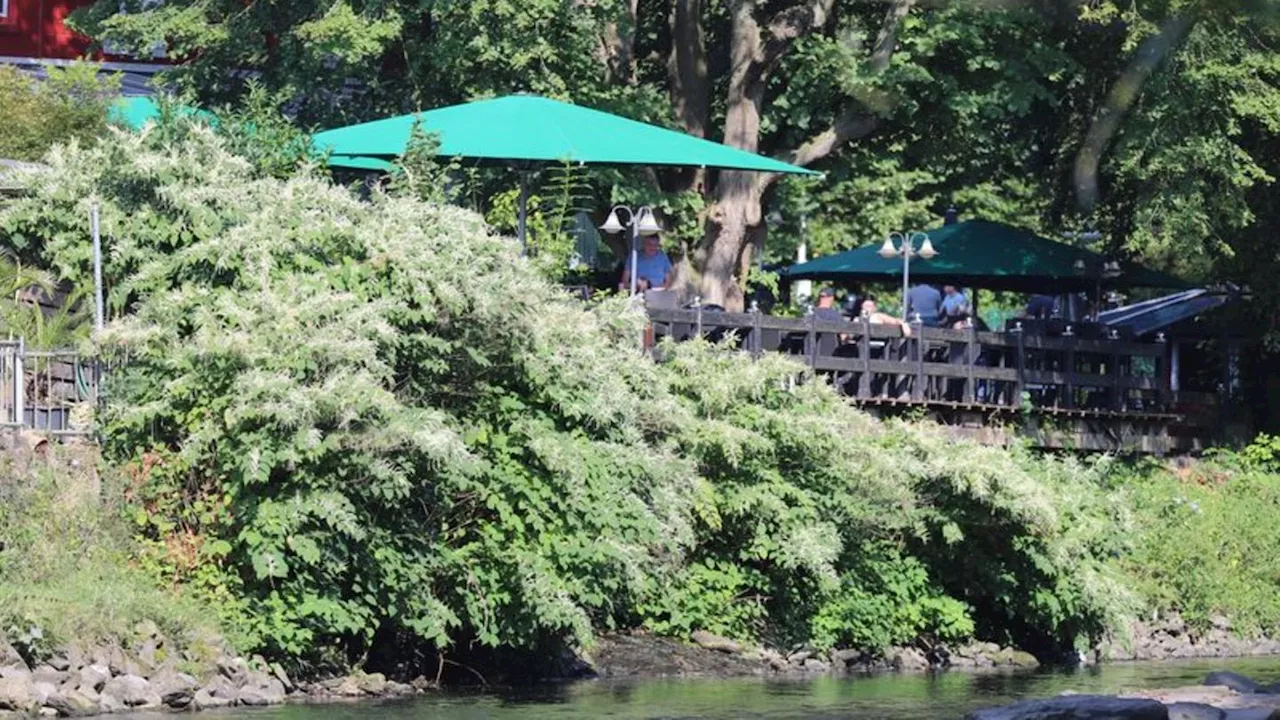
[0,626,424,717]
[1101,613,1280,663]
[968,670,1280,719]
[586,631,1041,678]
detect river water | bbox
[134,658,1280,719]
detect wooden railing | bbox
[648,308,1175,419]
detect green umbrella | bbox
[314,94,817,251]
[108,96,216,130]
[785,220,1188,293]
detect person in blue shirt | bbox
[906,283,943,325]
[619,234,673,292]
[941,283,971,327]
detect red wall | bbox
[0,0,95,60]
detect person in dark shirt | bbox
[1024,294,1055,319]
[813,287,844,323]
[906,283,943,325]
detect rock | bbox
[410,676,434,692]
[802,658,830,673]
[39,708,57,718]
[204,675,239,700]
[101,674,152,706]
[0,643,27,673]
[133,620,160,640]
[150,671,198,708]
[690,631,743,655]
[269,662,294,693]
[334,676,363,697]
[1223,710,1280,720]
[236,678,286,706]
[76,665,108,692]
[31,666,68,687]
[1166,702,1227,720]
[759,649,786,671]
[889,648,929,672]
[44,688,99,717]
[384,681,415,696]
[96,692,125,714]
[0,669,28,681]
[45,658,70,673]
[192,688,231,711]
[1205,672,1262,694]
[831,648,864,666]
[782,649,810,665]
[135,639,159,672]
[355,672,387,695]
[1008,650,1041,668]
[217,655,249,684]
[966,695,1169,719]
[0,676,36,712]
[31,681,55,706]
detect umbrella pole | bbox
[629,224,638,296]
[517,175,530,257]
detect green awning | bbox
[785,220,1188,292]
[314,95,817,175]
[108,96,215,130]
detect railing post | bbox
[1109,344,1123,411]
[749,300,762,360]
[805,307,817,374]
[1013,322,1026,408]
[912,316,925,402]
[965,319,977,404]
[13,337,24,428]
[694,296,704,339]
[1063,324,1076,409]
[858,314,872,399]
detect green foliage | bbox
[0,63,119,163]
[0,447,227,661]
[1119,457,1280,636]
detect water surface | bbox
[138,657,1280,719]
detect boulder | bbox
[802,658,830,673]
[355,672,387,695]
[334,676,363,697]
[1222,710,1280,720]
[150,671,198,708]
[1205,672,1262,694]
[690,631,743,655]
[76,665,109,692]
[31,681,55,706]
[269,662,294,693]
[96,691,125,714]
[1166,702,1226,720]
[192,688,232,711]
[384,681,415,696]
[204,675,239,700]
[44,658,70,673]
[216,656,249,684]
[44,687,100,717]
[0,676,36,711]
[0,642,27,673]
[889,648,929,672]
[831,648,864,666]
[966,696,1169,720]
[102,674,152,706]
[0,669,28,681]
[237,678,286,707]
[30,666,68,687]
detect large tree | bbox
[73,0,1280,315]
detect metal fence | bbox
[0,339,100,437]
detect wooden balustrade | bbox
[647,308,1175,420]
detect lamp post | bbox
[878,231,939,321]
[600,205,662,296]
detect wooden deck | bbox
[647,307,1218,453]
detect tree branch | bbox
[779,0,915,171]
[1074,14,1194,213]
[668,0,710,137]
[761,0,835,73]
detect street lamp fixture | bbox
[878,231,938,321]
[600,205,661,296]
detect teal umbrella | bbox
[785,220,1188,293]
[314,94,817,250]
[108,96,216,130]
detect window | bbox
[0,0,9,20]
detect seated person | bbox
[813,287,845,322]
[1023,294,1055,319]
[860,299,912,337]
[942,283,971,328]
[619,234,673,291]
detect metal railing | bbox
[0,339,100,437]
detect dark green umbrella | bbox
[314,94,817,250]
[784,220,1188,293]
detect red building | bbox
[0,0,166,93]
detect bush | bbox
[0,445,225,662]
[0,63,118,163]
[0,122,1166,673]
